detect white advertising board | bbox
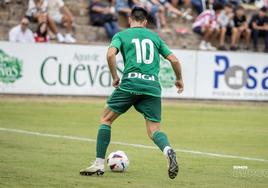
[0,42,267,101]
[195,51,268,100]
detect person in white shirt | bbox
[47,0,76,43]
[9,17,35,43]
[192,3,223,50]
[217,3,235,50]
[26,0,65,43]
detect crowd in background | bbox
[3,0,268,52]
[192,1,268,51]
[8,0,76,43]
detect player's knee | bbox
[100,117,113,125]
[100,114,113,125]
[147,124,160,139]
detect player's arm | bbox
[159,38,184,94]
[166,54,184,94]
[107,47,120,88]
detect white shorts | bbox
[51,13,63,24]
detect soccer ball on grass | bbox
[107,150,129,172]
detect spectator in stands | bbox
[232,5,251,50]
[26,0,65,42]
[115,0,139,15]
[142,1,170,32]
[34,22,49,42]
[170,0,191,9]
[89,0,120,39]
[218,3,234,50]
[9,17,35,43]
[159,0,192,20]
[193,3,223,50]
[47,0,76,43]
[249,7,268,52]
[191,0,214,14]
[168,0,193,20]
[26,0,48,23]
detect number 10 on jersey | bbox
[132,39,154,65]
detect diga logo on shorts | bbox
[0,50,23,84]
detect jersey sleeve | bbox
[159,38,172,58]
[109,33,121,52]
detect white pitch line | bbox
[1,127,268,163]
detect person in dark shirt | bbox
[232,5,251,50]
[89,0,120,39]
[34,22,49,42]
[249,7,268,52]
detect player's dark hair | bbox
[130,7,148,22]
[213,3,224,12]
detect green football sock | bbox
[152,131,170,152]
[96,124,111,159]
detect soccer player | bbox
[80,6,184,179]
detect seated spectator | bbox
[170,0,192,9]
[249,7,268,52]
[159,0,192,20]
[192,3,223,50]
[26,0,65,42]
[218,3,234,50]
[191,0,214,14]
[9,17,35,43]
[142,0,170,31]
[168,0,193,20]
[89,0,120,39]
[232,5,251,50]
[115,0,139,15]
[34,22,49,42]
[26,0,48,23]
[47,0,76,43]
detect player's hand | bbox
[175,79,184,94]
[112,77,120,88]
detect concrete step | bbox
[0,26,9,41]
[65,0,89,17]
[74,25,108,43]
[75,16,89,26]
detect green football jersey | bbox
[110,27,172,97]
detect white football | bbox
[107,150,129,172]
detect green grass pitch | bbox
[0,97,268,188]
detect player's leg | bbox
[134,95,179,179]
[145,120,169,152]
[146,120,179,179]
[80,89,135,176]
[97,108,120,160]
[80,108,120,176]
